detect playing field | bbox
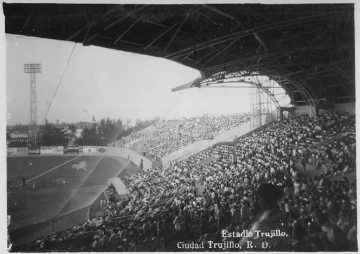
[7,155,143,246]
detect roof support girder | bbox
[200,80,281,107]
[113,19,139,44]
[203,38,240,66]
[165,13,189,52]
[144,21,180,50]
[66,7,120,41]
[167,13,333,60]
[85,5,148,44]
[203,5,267,52]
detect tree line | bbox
[7,117,159,147]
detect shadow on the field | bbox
[8,156,142,247]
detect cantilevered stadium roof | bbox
[4,3,355,106]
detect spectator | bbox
[20,111,356,252]
[109,229,120,250]
[112,113,250,161]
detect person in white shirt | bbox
[293,180,301,196]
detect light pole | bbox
[24,63,42,147]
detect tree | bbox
[6,127,12,140]
[78,124,105,146]
[11,123,28,133]
[98,117,115,144]
[68,125,76,135]
[67,124,77,144]
[114,119,123,139]
[77,116,161,146]
[125,119,132,130]
[78,117,124,146]
[98,118,126,144]
[38,120,69,146]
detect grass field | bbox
[7,155,142,246]
[7,156,81,188]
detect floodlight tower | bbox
[24,63,42,147]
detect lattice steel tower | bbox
[249,85,274,131]
[24,63,42,147]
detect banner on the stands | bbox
[82,146,97,154]
[7,147,28,156]
[28,148,40,155]
[40,146,64,154]
[64,146,80,154]
[7,148,18,156]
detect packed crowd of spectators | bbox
[15,111,356,252]
[112,113,250,161]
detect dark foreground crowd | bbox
[13,112,356,252]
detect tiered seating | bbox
[112,113,250,161]
[17,112,356,252]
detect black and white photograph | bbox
[2,0,357,252]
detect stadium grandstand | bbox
[112,113,250,161]
[4,3,356,252]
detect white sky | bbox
[6,35,251,125]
